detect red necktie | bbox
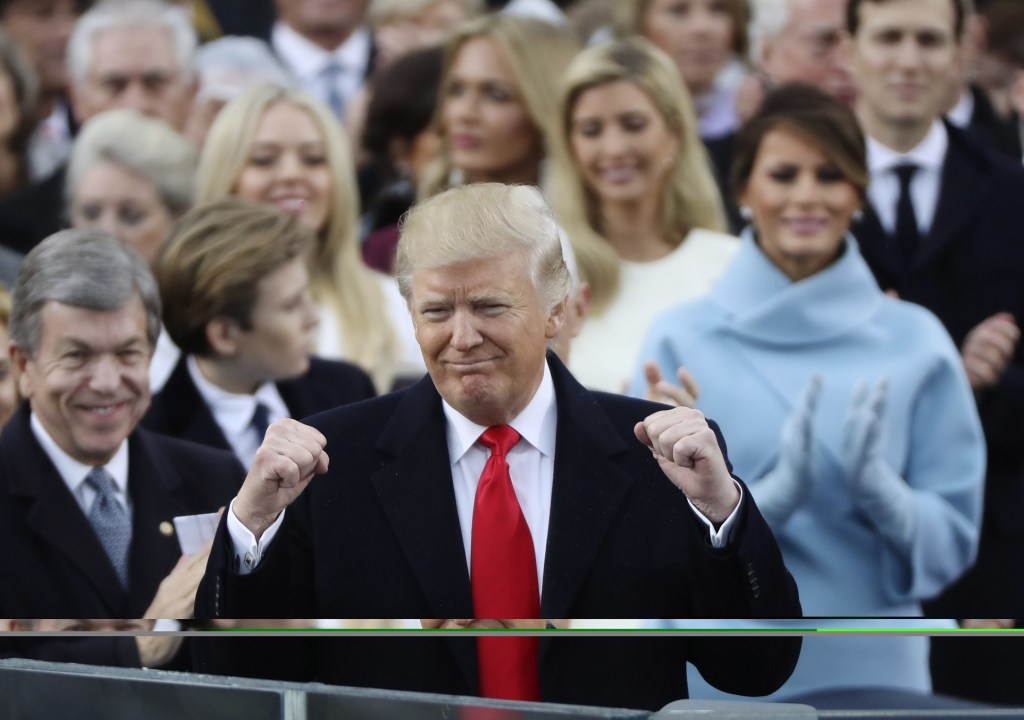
[471,426,541,701]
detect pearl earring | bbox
[739,205,753,221]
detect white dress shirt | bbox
[149,327,180,393]
[271,21,371,118]
[946,89,974,129]
[187,355,290,469]
[866,120,948,237]
[30,411,130,515]
[228,363,743,584]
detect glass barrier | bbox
[3,657,1024,720]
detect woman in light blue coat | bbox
[632,85,985,700]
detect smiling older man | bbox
[0,229,242,667]
[194,183,801,711]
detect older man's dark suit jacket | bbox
[194,354,801,711]
[142,356,376,453]
[0,402,243,665]
[852,124,1024,700]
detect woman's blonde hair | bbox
[195,83,400,371]
[419,14,580,199]
[549,37,727,312]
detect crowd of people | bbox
[0,0,1023,713]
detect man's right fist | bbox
[234,419,329,538]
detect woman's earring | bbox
[852,208,864,222]
[739,205,753,221]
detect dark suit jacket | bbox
[0,403,243,663]
[142,356,376,455]
[852,123,1024,619]
[963,84,1022,160]
[194,354,801,710]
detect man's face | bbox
[275,0,369,42]
[0,0,80,94]
[850,0,960,136]
[409,251,565,427]
[71,24,194,130]
[761,0,856,104]
[13,297,152,466]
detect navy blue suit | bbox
[0,402,242,664]
[853,123,1024,703]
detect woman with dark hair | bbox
[634,84,985,699]
[359,44,444,274]
[0,27,36,199]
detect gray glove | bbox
[753,375,822,528]
[841,378,917,556]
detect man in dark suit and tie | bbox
[0,229,242,668]
[194,183,802,711]
[270,0,374,121]
[142,199,377,466]
[847,0,1024,703]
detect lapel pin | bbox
[159,521,174,537]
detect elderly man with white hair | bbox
[0,0,198,254]
[194,182,802,711]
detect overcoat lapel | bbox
[540,356,634,620]
[370,375,476,692]
[4,404,129,614]
[125,431,193,616]
[913,127,991,273]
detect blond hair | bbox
[549,37,727,312]
[420,14,581,198]
[195,83,400,371]
[397,183,571,311]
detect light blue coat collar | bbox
[709,229,884,345]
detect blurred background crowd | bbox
[0,0,1023,711]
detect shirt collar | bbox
[272,21,371,79]
[867,119,948,175]
[29,409,129,495]
[442,360,557,463]
[946,89,974,128]
[186,355,287,435]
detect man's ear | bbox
[11,343,31,399]
[545,295,568,340]
[205,317,241,357]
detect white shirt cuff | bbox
[227,496,286,574]
[152,619,181,631]
[686,480,744,549]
